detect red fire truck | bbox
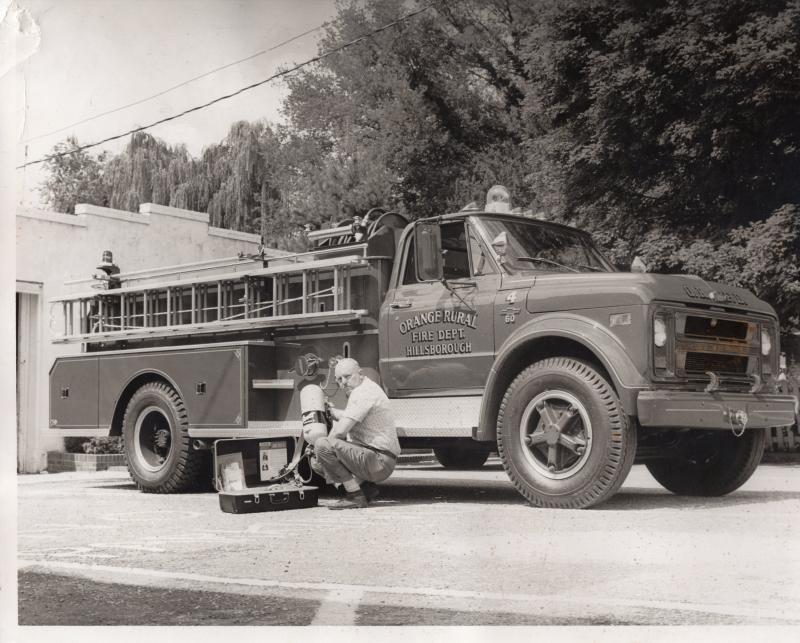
[49,191,797,508]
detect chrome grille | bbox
[684,352,748,375]
[674,311,758,381]
[683,316,749,343]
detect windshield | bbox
[475,218,613,274]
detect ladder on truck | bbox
[50,245,370,344]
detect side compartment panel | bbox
[50,357,100,429]
[98,346,247,428]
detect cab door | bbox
[383,220,498,393]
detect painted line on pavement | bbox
[310,587,365,625]
[17,558,800,623]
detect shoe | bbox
[360,481,380,502]
[328,490,369,510]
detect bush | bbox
[62,437,124,454]
[82,437,124,455]
[63,437,87,453]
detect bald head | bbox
[334,358,363,394]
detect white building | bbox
[15,202,284,473]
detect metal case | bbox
[213,437,318,513]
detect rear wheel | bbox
[645,428,766,496]
[434,444,492,470]
[497,358,636,509]
[122,381,206,493]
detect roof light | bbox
[485,185,511,213]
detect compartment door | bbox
[50,357,100,430]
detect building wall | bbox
[15,202,279,473]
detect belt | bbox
[357,443,397,460]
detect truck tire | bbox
[497,358,636,509]
[434,445,491,469]
[645,428,766,496]
[122,382,206,493]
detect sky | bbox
[8,0,340,208]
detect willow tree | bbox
[101,132,190,212]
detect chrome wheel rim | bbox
[519,390,592,479]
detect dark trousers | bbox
[310,436,395,484]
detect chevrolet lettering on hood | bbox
[683,285,746,306]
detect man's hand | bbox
[330,416,356,439]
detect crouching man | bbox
[310,358,400,509]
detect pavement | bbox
[12,458,800,633]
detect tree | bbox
[520,0,800,240]
[284,0,537,217]
[104,132,190,213]
[39,136,110,214]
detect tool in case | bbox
[214,437,318,513]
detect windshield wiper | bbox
[516,256,579,273]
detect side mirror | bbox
[415,222,443,281]
[631,256,648,273]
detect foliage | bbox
[81,436,124,455]
[521,0,800,238]
[63,437,87,454]
[63,437,123,455]
[636,205,800,333]
[39,136,109,214]
[284,0,535,216]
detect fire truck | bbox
[48,189,798,508]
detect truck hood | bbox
[522,272,775,316]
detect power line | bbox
[16,2,435,170]
[21,23,328,144]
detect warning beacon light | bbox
[94,250,120,288]
[485,185,511,213]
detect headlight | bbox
[761,328,772,356]
[654,317,667,347]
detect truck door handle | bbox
[390,301,412,309]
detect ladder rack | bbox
[50,253,370,344]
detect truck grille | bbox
[672,311,758,383]
[684,352,748,375]
[684,316,749,343]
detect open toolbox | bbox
[214,437,318,514]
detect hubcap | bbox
[134,405,173,473]
[519,390,592,479]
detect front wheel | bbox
[122,381,206,493]
[645,428,766,496]
[497,358,636,509]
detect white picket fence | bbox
[767,425,800,452]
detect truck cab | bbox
[379,202,795,507]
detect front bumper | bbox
[637,390,797,429]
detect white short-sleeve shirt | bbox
[343,376,400,456]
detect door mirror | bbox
[490,231,508,257]
[415,222,443,281]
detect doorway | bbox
[16,283,41,473]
